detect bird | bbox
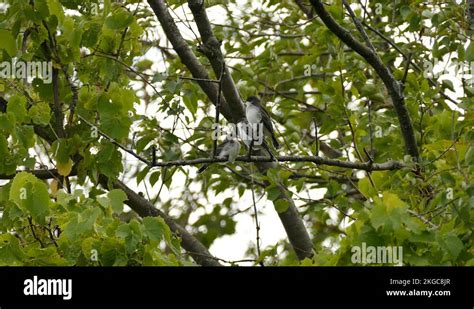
[197,137,241,174]
[237,119,276,160]
[245,96,280,149]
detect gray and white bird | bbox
[197,137,241,174]
[245,96,280,149]
[237,119,276,160]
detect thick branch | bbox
[309,0,420,160]
[0,169,75,180]
[361,21,458,105]
[294,0,314,19]
[0,156,403,181]
[148,0,314,260]
[0,166,221,265]
[52,68,65,138]
[18,105,221,266]
[189,0,314,259]
[188,0,246,121]
[149,156,404,171]
[147,0,235,121]
[105,177,222,266]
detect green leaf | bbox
[9,172,50,224]
[96,143,123,180]
[440,234,464,260]
[108,189,127,214]
[57,159,73,176]
[441,80,454,91]
[383,192,406,211]
[370,199,387,230]
[266,185,281,201]
[370,193,408,231]
[28,102,51,126]
[52,139,75,164]
[136,134,156,154]
[183,95,197,115]
[0,113,15,132]
[465,146,474,165]
[81,22,102,48]
[46,0,64,22]
[0,30,17,56]
[104,8,134,30]
[35,0,50,18]
[0,234,26,265]
[465,42,474,62]
[13,125,35,149]
[143,217,168,242]
[358,177,376,198]
[274,199,289,213]
[136,166,150,185]
[360,83,377,97]
[7,95,27,123]
[149,171,160,187]
[115,223,131,238]
[400,6,412,20]
[62,16,83,49]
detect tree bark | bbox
[148,0,315,260]
[309,0,420,161]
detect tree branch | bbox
[309,0,420,161]
[0,169,75,180]
[189,0,315,259]
[188,0,245,122]
[149,156,404,171]
[0,156,403,181]
[18,104,221,266]
[147,0,235,121]
[294,0,314,19]
[148,0,315,260]
[101,176,222,266]
[0,166,221,266]
[361,21,458,105]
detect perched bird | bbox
[237,119,275,160]
[197,137,241,173]
[236,120,256,148]
[245,96,280,149]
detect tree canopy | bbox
[0,0,472,266]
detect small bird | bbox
[237,119,276,160]
[197,137,241,173]
[245,96,280,149]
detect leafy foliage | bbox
[0,0,472,266]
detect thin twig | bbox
[77,114,151,166]
[28,217,45,248]
[213,62,225,157]
[361,21,458,105]
[342,0,376,53]
[249,164,263,266]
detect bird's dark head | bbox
[245,96,260,106]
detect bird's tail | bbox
[197,163,210,174]
[261,141,277,161]
[271,134,280,149]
